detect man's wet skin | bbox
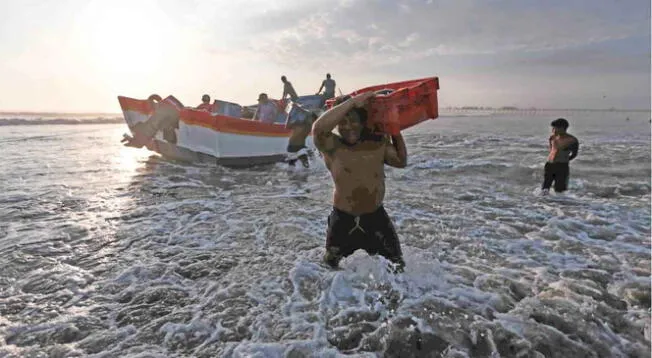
[312,92,407,272]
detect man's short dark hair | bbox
[551,118,569,130]
[334,95,367,124]
[332,95,384,142]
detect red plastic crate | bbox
[325,77,439,135]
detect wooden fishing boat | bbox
[117,77,439,167]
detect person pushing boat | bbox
[285,102,316,168]
[121,94,181,148]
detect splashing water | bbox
[0,112,650,357]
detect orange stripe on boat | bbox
[180,109,292,137]
[118,96,154,115]
[117,96,296,137]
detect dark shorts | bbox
[542,162,570,192]
[325,206,404,269]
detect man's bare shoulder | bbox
[314,132,339,155]
[561,134,578,145]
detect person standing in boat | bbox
[281,76,299,102]
[253,93,278,124]
[312,92,407,273]
[542,118,579,194]
[316,73,336,100]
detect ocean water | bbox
[0,111,650,357]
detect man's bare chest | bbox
[331,149,384,177]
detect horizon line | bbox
[0,108,650,115]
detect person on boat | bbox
[312,92,407,273]
[285,102,317,168]
[121,94,181,148]
[196,94,214,112]
[281,76,299,102]
[316,73,336,100]
[241,106,255,119]
[542,118,579,194]
[253,93,278,124]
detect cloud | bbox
[507,47,651,75]
[171,0,649,109]
[229,0,649,69]
[1,0,648,111]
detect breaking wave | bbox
[0,117,123,126]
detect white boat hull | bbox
[118,97,315,167]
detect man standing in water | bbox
[542,118,579,194]
[316,73,337,100]
[312,92,407,272]
[285,102,316,168]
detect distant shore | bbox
[442,107,651,113]
[0,112,122,117]
[1,107,649,117]
[0,107,649,127]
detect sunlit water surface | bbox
[0,112,650,357]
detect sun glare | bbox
[113,128,153,178]
[74,0,181,82]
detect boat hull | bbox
[147,139,287,167]
[117,77,439,166]
[118,96,314,167]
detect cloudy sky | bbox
[0,0,649,112]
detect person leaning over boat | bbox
[253,93,278,124]
[196,94,214,112]
[542,118,579,194]
[121,94,181,147]
[312,92,407,273]
[316,73,336,100]
[281,76,299,102]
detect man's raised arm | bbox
[312,92,375,154]
[384,133,408,168]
